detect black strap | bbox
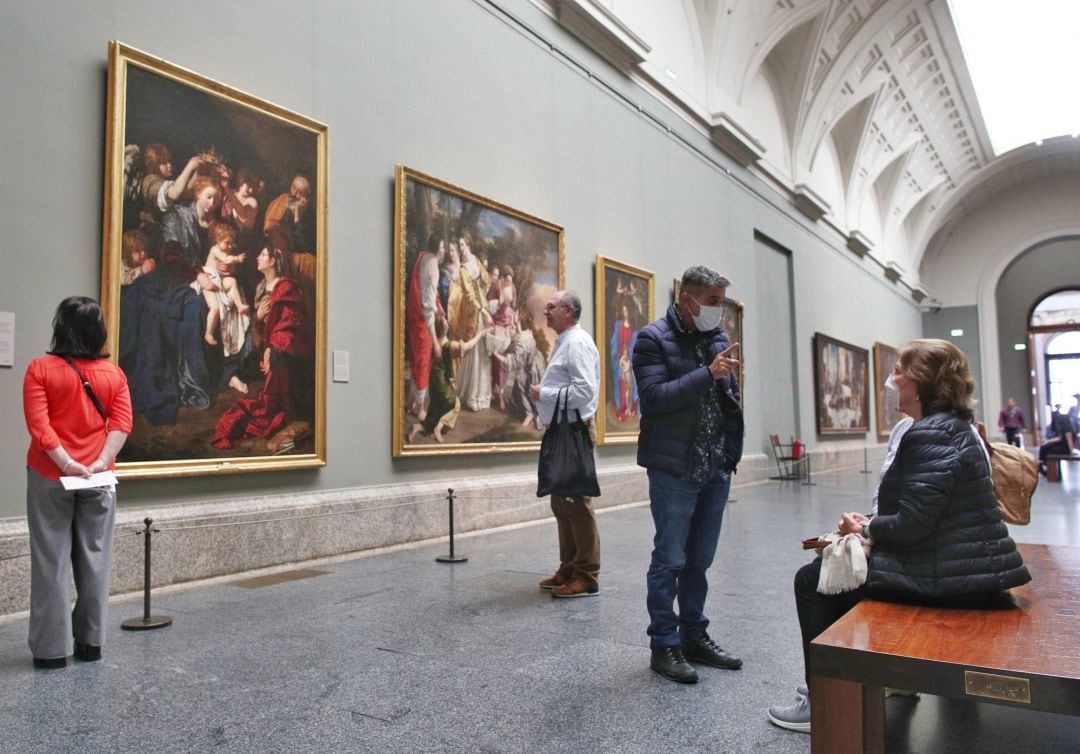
[58,355,108,421]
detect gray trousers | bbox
[26,468,116,660]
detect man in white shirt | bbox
[528,290,601,597]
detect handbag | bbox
[976,422,1037,525]
[536,388,601,498]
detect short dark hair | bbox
[681,265,730,292]
[558,290,583,322]
[49,296,108,359]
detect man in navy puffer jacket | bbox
[632,265,744,684]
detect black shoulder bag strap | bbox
[58,355,108,421]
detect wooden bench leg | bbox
[1047,460,1060,483]
[810,676,884,754]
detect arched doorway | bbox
[1028,290,1080,442]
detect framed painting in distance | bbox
[813,332,869,436]
[394,166,565,456]
[101,42,328,478]
[595,256,654,444]
[873,341,905,437]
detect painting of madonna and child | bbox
[101,43,327,477]
[394,166,564,456]
[595,257,654,444]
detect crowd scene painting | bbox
[874,341,905,436]
[596,257,653,444]
[813,333,869,435]
[394,167,564,456]
[103,45,326,474]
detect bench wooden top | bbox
[811,543,1080,683]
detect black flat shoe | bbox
[74,643,102,662]
[33,657,67,669]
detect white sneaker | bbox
[767,695,810,733]
[796,683,809,699]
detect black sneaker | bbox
[681,632,742,670]
[650,646,699,684]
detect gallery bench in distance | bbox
[807,543,1080,754]
[1045,453,1080,483]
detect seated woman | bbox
[1038,406,1076,475]
[767,338,1031,734]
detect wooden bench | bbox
[808,543,1080,753]
[1045,453,1080,482]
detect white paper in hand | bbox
[60,472,118,491]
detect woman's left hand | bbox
[64,461,93,479]
[839,512,868,535]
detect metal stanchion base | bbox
[435,555,468,563]
[121,615,172,631]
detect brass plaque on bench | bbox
[964,671,1031,703]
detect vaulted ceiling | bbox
[542,0,1073,302]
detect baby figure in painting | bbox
[120,229,156,285]
[197,222,249,351]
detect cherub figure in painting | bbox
[194,222,249,353]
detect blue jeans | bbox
[646,469,731,649]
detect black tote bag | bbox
[536,388,601,498]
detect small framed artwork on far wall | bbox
[812,332,869,436]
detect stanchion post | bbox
[436,488,468,563]
[860,446,873,474]
[122,517,172,631]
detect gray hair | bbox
[556,290,583,322]
[681,265,730,291]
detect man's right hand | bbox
[708,343,740,380]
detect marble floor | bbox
[0,465,1077,753]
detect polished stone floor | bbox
[0,465,1077,753]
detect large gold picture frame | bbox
[393,166,565,456]
[873,341,904,437]
[595,257,654,445]
[813,332,869,436]
[101,42,328,478]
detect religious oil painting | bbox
[595,257,654,444]
[874,341,904,437]
[101,42,328,478]
[394,166,565,456]
[813,333,869,436]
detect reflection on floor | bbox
[0,465,1077,752]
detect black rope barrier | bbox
[121,517,172,631]
[436,488,467,563]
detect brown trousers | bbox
[550,494,600,586]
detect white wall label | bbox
[0,311,13,367]
[332,350,349,382]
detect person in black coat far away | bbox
[767,338,1031,734]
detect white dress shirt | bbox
[536,323,600,425]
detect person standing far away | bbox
[997,397,1025,447]
[632,265,744,683]
[528,290,602,598]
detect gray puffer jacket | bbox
[866,411,1031,596]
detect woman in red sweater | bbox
[23,297,132,669]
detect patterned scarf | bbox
[687,333,726,483]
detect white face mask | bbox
[688,293,724,331]
[883,373,900,415]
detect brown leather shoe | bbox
[551,578,599,598]
[538,571,570,590]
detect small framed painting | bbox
[813,333,869,436]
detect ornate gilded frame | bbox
[813,332,870,436]
[101,42,328,478]
[393,166,565,456]
[873,341,904,437]
[595,256,654,445]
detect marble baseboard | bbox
[0,448,882,617]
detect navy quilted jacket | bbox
[866,411,1031,596]
[632,304,743,477]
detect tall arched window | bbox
[1045,330,1080,410]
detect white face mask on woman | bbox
[883,373,900,416]
[688,293,724,332]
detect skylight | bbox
[950,0,1080,156]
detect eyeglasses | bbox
[544,303,567,312]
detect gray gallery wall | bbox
[0,0,922,519]
[921,305,983,422]
[995,237,1080,420]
